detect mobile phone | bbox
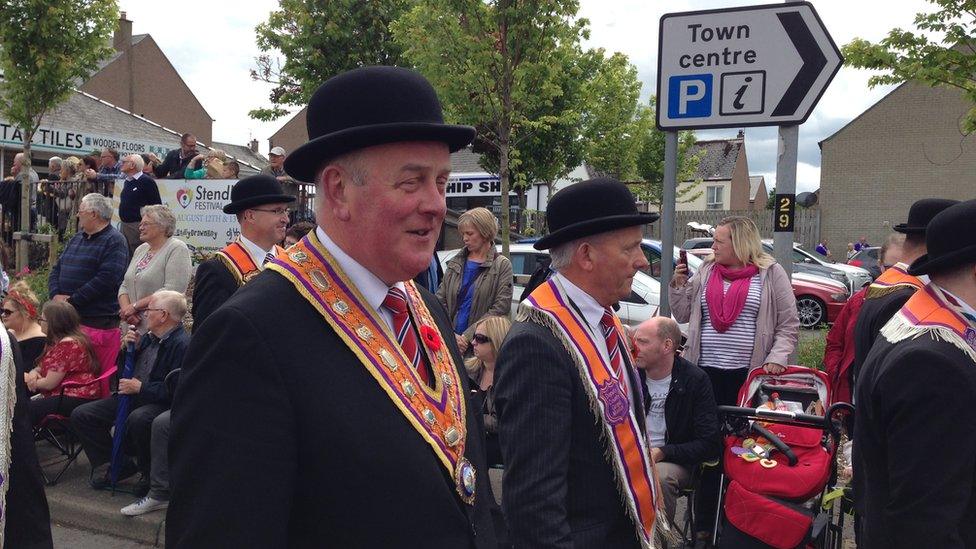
[679,250,688,267]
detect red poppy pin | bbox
[420,325,442,351]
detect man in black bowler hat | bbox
[851,198,959,384]
[168,66,497,548]
[190,174,295,327]
[854,199,976,549]
[495,178,674,548]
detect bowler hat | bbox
[893,198,959,234]
[908,199,976,276]
[534,178,659,250]
[222,174,296,215]
[284,66,476,183]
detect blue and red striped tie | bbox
[600,308,624,375]
[383,287,432,385]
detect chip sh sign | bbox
[656,2,841,130]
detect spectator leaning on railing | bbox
[150,133,198,179]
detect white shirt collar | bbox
[239,234,275,270]
[316,226,404,322]
[126,171,143,182]
[553,272,606,330]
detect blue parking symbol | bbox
[668,74,713,119]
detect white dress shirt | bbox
[239,235,276,271]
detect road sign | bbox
[656,2,842,130]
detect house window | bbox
[706,186,724,210]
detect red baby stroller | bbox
[710,366,853,549]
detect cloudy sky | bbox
[120,0,934,192]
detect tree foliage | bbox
[633,99,704,210]
[581,51,644,180]
[250,0,412,121]
[0,0,117,267]
[842,0,976,132]
[393,0,587,254]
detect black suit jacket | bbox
[495,320,642,549]
[168,270,497,548]
[851,287,915,384]
[190,258,239,328]
[854,333,976,548]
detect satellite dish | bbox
[687,221,715,235]
[796,192,818,208]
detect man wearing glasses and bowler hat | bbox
[190,174,294,327]
[167,66,497,547]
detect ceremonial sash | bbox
[266,233,476,504]
[864,263,923,300]
[215,241,285,287]
[522,279,668,548]
[881,283,976,363]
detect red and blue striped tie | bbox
[383,287,431,385]
[600,308,624,375]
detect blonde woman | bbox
[465,315,511,466]
[436,207,513,353]
[668,215,799,540]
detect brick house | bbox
[819,82,975,249]
[269,109,309,157]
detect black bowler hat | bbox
[284,66,476,183]
[534,178,659,250]
[893,198,959,234]
[909,199,976,276]
[222,174,296,215]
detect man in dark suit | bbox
[149,133,198,179]
[167,67,496,548]
[190,175,293,327]
[495,178,670,548]
[855,199,976,548]
[852,198,958,384]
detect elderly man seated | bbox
[71,290,190,495]
[631,316,721,535]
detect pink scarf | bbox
[705,263,759,333]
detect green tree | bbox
[581,52,643,180]
[0,0,117,269]
[633,100,704,211]
[842,0,976,132]
[250,0,412,121]
[393,0,587,255]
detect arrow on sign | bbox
[772,11,827,116]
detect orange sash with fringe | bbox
[896,285,976,350]
[525,279,659,547]
[865,263,923,300]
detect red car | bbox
[791,272,849,328]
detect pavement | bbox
[37,444,166,547]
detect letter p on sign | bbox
[668,74,712,119]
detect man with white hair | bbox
[118,153,161,256]
[48,192,129,379]
[72,289,190,497]
[47,156,63,180]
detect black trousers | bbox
[695,366,748,533]
[29,395,95,426]
[70,397,167,473]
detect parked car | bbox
[437,244,664,328]
[782,241,874,290]
[848,246,882,279]
[680,237,852,289]
[643,239,848,328]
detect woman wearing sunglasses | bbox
[23,301,101,425]
[465,315,512,466]
[2,281,46,374]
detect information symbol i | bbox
[720,71,766,116]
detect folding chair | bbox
[33,364,118,485]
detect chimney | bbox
[736,129,745,140]
[249,139,260,154]
[113,12,132,51]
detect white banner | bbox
[112,179,240,263]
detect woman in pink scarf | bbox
[667,216,799,543]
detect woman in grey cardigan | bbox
[118,205,192,330]
[668,215,798,542]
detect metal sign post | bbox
[659,131,679,317]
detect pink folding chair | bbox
[80,325,122,398]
